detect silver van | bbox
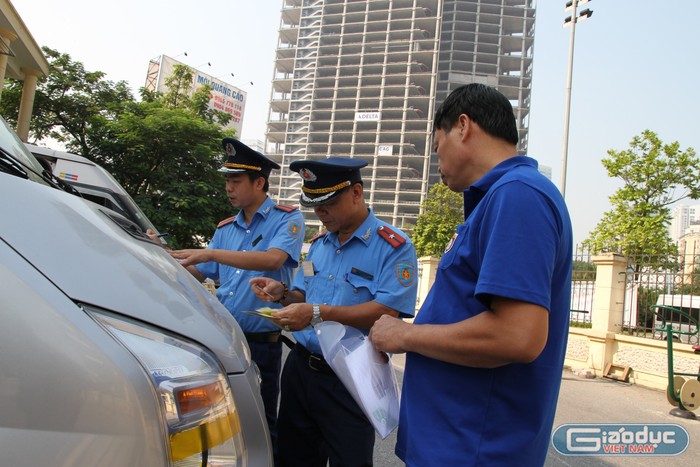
[24,142,161,236]
[1,117,272,466]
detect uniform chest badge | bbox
[444,233,458,254]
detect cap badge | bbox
[299,168,317,182]
[225,142,236,156]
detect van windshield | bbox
[75,181,159,234]
[0,117,49,184]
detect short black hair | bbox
[246,172,270,192]
[433,83,519,145]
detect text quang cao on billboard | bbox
[196,75,245,101]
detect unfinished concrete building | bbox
[265,0,535,232]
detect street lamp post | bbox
[560,0,593,198]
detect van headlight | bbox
[88,308,246,466]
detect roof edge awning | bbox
[0,0,50,80]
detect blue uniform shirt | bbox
[292,210,418,355]
[397,156,573,466]
[196,196,305,333]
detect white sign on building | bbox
[378,144,393,156]
[355,111,381,122]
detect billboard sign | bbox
[146,55,246,136]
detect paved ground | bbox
[544,371,700,466]
[372,354,700,466]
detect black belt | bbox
[244,331,281,344]
[294,343,334,374]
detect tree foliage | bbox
[96,99,232,248]
[584,130,700,261]
[411,183,464,257]
[572,260,596,282]
[0,47,134,157]
[0,48,234,248]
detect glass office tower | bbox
[266,0,535,232]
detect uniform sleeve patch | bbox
[396,262,415,287]
[217,216,236,228]
[288,219,301,238]
[377,225,406,248]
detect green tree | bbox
[572,260,596,282]
[1,48,234,248]
[97,99,232,248]
[678,267,700,296]
[584,130,700,260]
[0,47,134,157]
[412,183,464,257]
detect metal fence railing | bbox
[572,242,700,345]
[621,244,700,345]
[570,244,594,327]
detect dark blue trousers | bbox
[276,345,375,467]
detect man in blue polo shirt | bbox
[370,84,573,466]
[165,138,305,457]
[251,157,418,467]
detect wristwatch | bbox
[310,304,323,326]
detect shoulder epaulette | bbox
[274,204,299,212]
[310,230,328,243]
[217,216,235,228]
[377,225,406,248]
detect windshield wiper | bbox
[0,146,82,196]
[37,162,83,197]
[0,150,29,178]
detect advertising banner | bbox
[149,55,246,136]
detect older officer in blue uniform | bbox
[251,157,418,467]
[167,138,305,456]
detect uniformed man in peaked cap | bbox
[292,157,366,207]
[219,136,280,177]
[166,138,305,460]
[250,156,418,467]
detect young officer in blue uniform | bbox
[251,157,418,467]
[369,84,573,466]
[167,138,305,455]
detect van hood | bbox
[0,172,249,373]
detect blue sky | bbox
[12,0,700,245]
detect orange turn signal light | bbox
[176,381,225,416]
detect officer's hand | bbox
[274,303,313,331]
[250,278,284,302]
[146,229,164,246]
[369,314,409,354]
[169,249,208,267]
